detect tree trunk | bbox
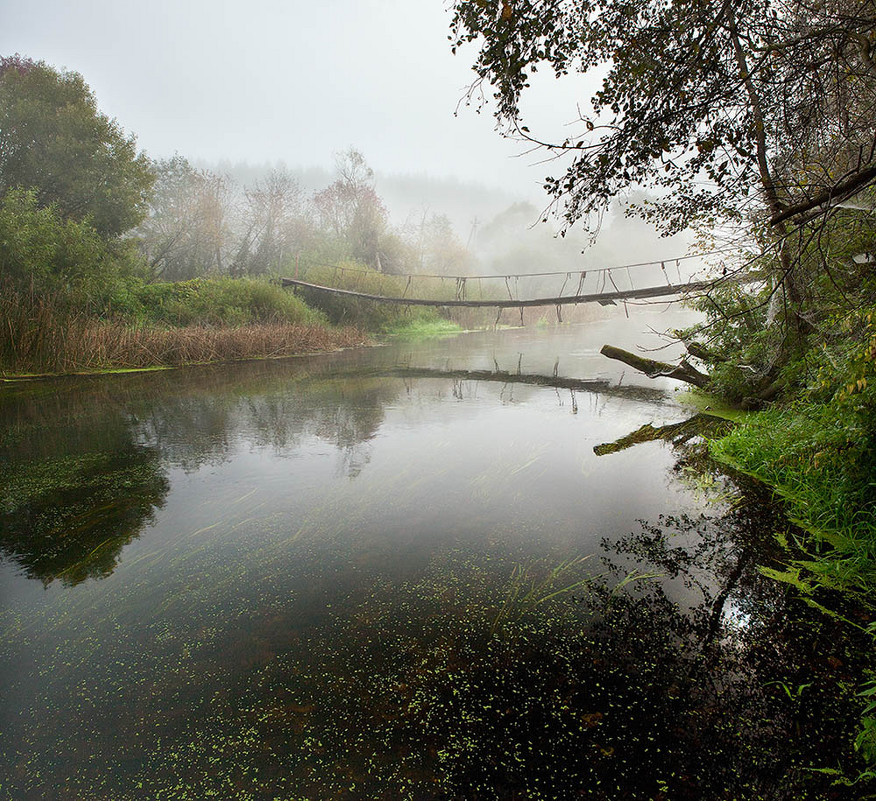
[600,344,710,387]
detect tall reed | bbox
[0,288,366,375]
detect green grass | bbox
[380,317,463,340]
[711,403,876,553]
[0,277,368,375]
[121,276,327,328]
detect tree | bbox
[451,0,876,237]
[0,55,154,236]
[404,211,474,275]
[0,188,109,295]
[450,0,876,386]
[137,156,229,280]
[313,148,389,270]
[233,167,305,276]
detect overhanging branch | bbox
[770,165,876,226]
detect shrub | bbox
[132,277,326,328]
[300,261,453,332]
[0,188,110,301]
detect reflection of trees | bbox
[127,374,393,478]
[0,393,168,586]
[586,483,871,797]
[0,357,401,583]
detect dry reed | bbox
[0,291,367,375]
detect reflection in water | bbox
[0,321,872,798]
[0,359,401,584]
[0,331,674,586]
[0,387,169,586]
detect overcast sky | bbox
[1,0,597,198]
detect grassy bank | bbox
[708,398,876,765]
[0,278,368,376]
[710,400,876,608]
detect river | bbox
[0,312,869,799]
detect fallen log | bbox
[600,344,710,388]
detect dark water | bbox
[0,316,871,799]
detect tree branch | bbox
[769,165,876,226]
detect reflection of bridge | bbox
[356,366,670,403]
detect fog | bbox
[3,0,694,274]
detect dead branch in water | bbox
[600,344,710,388]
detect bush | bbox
[131,277,326,328]
[0,188,110,301]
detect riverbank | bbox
[701,397,876,767]
[0,277,376,378]
[0,273,479,378]
[0,318,369,378]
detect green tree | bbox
[451,0,876,236]
[450,0,876,387]
[0,188,108,292]
[0,54,154,236]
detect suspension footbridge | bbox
[281,254,738,312]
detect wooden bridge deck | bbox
[280,277,717,308]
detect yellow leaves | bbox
[501,1,513,20]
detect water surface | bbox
[0,316,869,799]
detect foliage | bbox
[129,276,326,328]
[0,54,154,236]
[707,294,876,594]
[312,148,391,270]
[0,188,141,309]
[231,166,310,277]
[402,211,475,275]
[0,276,370,374]
[136,156,230,281]
[450,0,876,236]
[300,261,449,332]
[713,402,876,550]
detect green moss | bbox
[676,389,751,422]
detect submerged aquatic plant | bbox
[490,556,595,634]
